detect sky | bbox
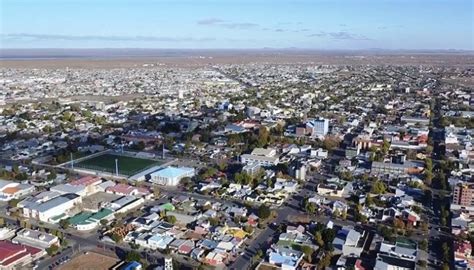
[1,0,473,50]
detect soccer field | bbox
[75,153,162,176]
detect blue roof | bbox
[122,261,141,270]
[153,167,194,178]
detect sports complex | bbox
[69,150,170,178]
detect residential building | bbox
[241,148,279,166]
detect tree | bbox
[317,252,332,270]
[441,242,450,262]
[393,218,405,230]
[46,245,59,256]
[257,127,270,147]
[208,217,219,226]
[8,199,19,208]
[425,158,433,172]
[110,233,123,243]
[59,219,70,229]
[419,239,428,251]
[306,202,317,214]
[165,215,177,224]
[300,245,314,263]
[371,180,386,194]
[381,139,390,154]
[258,204,271,220]
[314,231,324,247]
[100,219,108,226]
[125,251,141,262]
[322,136,340,151]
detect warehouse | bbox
[149,166,195,186]
[22,193,81,223]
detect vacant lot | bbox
[75,153,162,176]
[58,252,119,270]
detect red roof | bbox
[0,240,41,267]
[0,241,24,261]
[178,244,193,254]
[106,183,150,196]
[455,241,472,254]
[355,259,366,270]
[70,176,101,186]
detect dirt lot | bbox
[58,252,119,270]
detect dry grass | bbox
[58,252,119,270]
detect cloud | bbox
[196,18,225,25]
[308,31,371,40]
[1,33,214,42]
[196,18,259,29]
[274,28,285,32]
[220,22,259,29]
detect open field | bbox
[1,49,473,68]
[58,252,119,270]
[75,153,162,176]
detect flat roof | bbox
[151,167,194,178]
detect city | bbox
[1,0,473,270]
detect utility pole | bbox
[70,153,74,170]
[162,143,165,159]
[115,159,119,177]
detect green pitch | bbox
[75,153,162,176]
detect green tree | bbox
[314,231,324,247]
[257,127,270,147]
[46,245,59,256]
[165,215,177,224]
[300,245,314,263]
[381,139,390,154]
[59,219,70,229]
[110,233,123,243]
[8,199,19,208]
[371,180,386,194]
[125,250,141,262]
[258,204,271,220]
[419,239,428,251]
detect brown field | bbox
[1,50,473,68]
[58,252,120,270]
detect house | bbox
[267,245,304,270]
[204,250,226,266]
[378,238,418,262]
[454,240,474,269]
[332,227,366,256]
[106,183,152,198]
[274,178,298,193]
[147,234,174,250]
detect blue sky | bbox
[1,0,472,50]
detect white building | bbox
[0,180,35,202]
[21,193,81,223]
[12,229,59,249]
[149,167,195,186]
[306,118,329,137]
[240,148,279,166]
